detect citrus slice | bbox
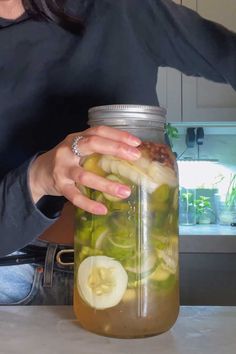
[77,256,128,310]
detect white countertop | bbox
[0,306,236,354]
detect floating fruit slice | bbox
[77,256,128,309]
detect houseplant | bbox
[225,173,236,208]
[215,173,236,225]
[217,173,236,225]
[179,189,196,226]
[195,195,215,224]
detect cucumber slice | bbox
[149,264,171,282]
[83,153,107,177]
[157,237,178,275]
[90,225,108,249]
[103,234,135,260]
[94,229,108,249]
[124,251,157,275]
[99,155,158,193]
[151,184,170,202]
[102,174,125,202]
[77,256,128,310]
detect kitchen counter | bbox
[180,224,236,236]
[179,225,236,253]
[0,306,236,354]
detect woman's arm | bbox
[0,158,58,257]
[128,0,236,89]
[0,127,141,257]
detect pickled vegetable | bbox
[77,256,128,309]
[74,142,179,337]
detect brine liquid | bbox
[74,280,179,338]
[74,142,179,338]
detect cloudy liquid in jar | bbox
[74,141,179,338]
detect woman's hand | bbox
[29,126,141,215]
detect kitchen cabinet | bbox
[157,0,236,123]
[179,229,236,306]
[156,0,182,123]
[182,0,236,122]
[156,67,182,123]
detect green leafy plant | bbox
[180,191,194,207]
[195,196,212,215]
[225,173,236,208]
[195,195,215,224]
[165,123,179,148]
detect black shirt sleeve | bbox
[128,0,236,89]
[0,157,65,257]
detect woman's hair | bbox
[22,0,84,33]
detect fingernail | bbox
[95,205,107,215]
[128,148,141,159]
[129,137,142,147]
[117,187,131,198]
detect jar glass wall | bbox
[74,105,179,338]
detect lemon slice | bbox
[77,256,128,310]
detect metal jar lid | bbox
[88,104,167,127]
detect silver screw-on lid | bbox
[88,104,166,127]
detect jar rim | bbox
[88,104,167,127]
[88,104,166,116]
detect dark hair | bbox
[22,0,84,34]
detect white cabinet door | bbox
[156,67,182,123]
[156,0,182,123]
[182,0,236,122]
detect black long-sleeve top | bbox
[0,0,236,256]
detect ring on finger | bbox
[71,135,85,158]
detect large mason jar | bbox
[74,105,179,338]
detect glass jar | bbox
[74,105,179,338]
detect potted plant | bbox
[179,189,197,226]
[225,173,236,208]
[195,196,215,224]
[215,173,236,225]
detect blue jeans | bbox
[0,246,74,305]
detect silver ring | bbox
[71,135,84,158]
